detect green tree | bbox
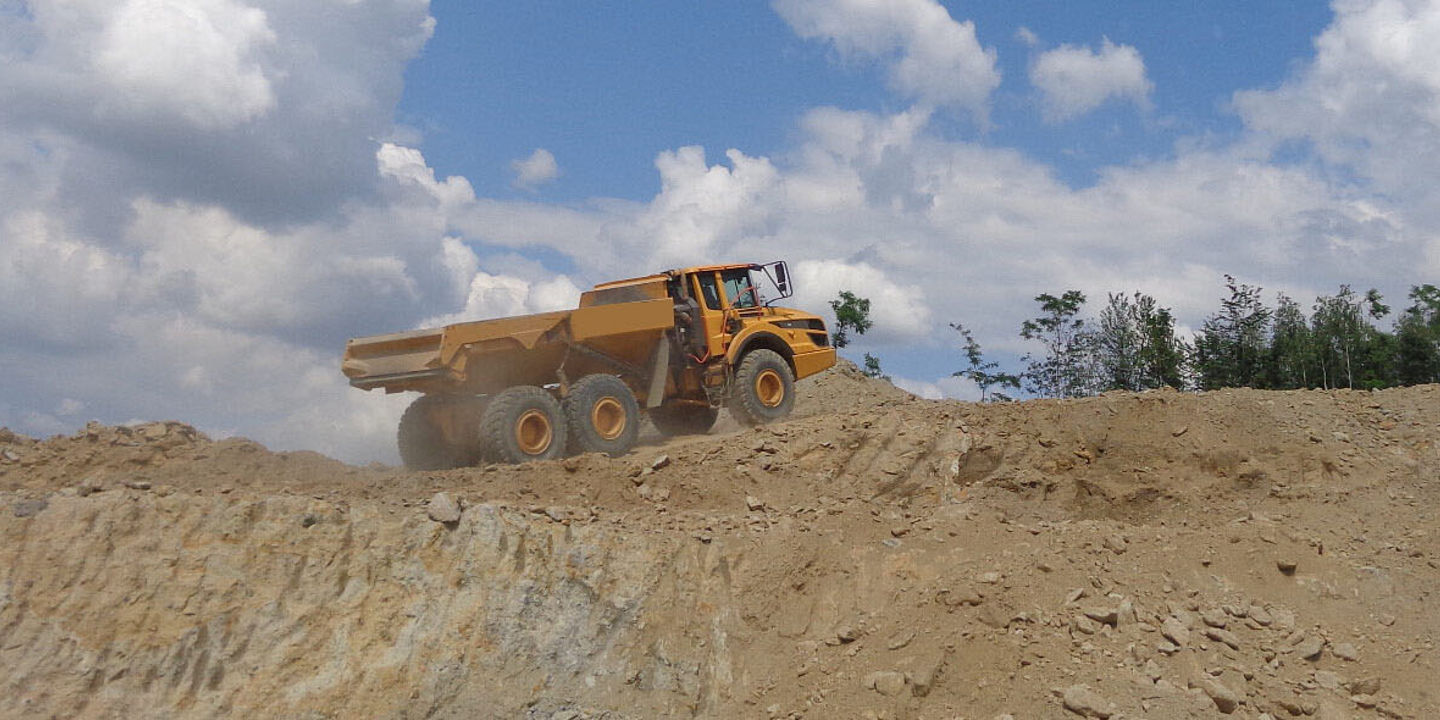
[862,353,891,382]
[1090,292,1187,391]
[1311,286,1391,389]
[1266,293,1313,389]
[1194,276,1272,389]
[1092,293,1145,391]
[1138,301,1189,390]
[829,291,873,349]
[950,323,1020,402]
[1019,291,1093,398]
[1395,284,1440,385]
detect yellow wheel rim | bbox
[515,409,553,455]
[755,369,785,408]
[591,397,627,440]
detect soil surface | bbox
[2,360,1437,719]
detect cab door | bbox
[689,270,729,359]
[689,267,768,358]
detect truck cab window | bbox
[721,269,757,309]
[696,272,722,310]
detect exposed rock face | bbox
[1,493,738,717]
[2,369,1438,718]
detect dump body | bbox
[343,295,675,401]
[342,263,835,404]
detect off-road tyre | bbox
[563,374,640,457]
[729,349,795,427]
[480,386,567,464]
[398,395,479,470]
[648,402,719,436]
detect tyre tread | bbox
[480,386,567,464]
[563,374,640,457]
[398,395,470,470]
[728,349,795,427]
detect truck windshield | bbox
[721,269,757,309]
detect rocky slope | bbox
[2,363,1437,719]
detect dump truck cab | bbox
[622,262,833,404]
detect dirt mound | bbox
[2,367,1437,718]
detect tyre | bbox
[729,349,795,426]
[563,374,640,457]
[648,402,719,436]
[480,386,568,464]
[398,395,480,470]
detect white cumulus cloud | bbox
[0,210,131,349]
[378,142,477,206]
[1030,38,1152,122]
[95,0,278,129]
[511,148,560,190]
[0,0,435,224]
[1234,0,1440,213]
[773,0,1000,119]
[422,237,582,327]
[792,259,932,342]
[628,146,782,271]
[891,374,980,401]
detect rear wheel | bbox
[480,386,567,464]
[397,395,481,470]
[563,374,640,457]
[729,349,795,426]
[648,402,719,436]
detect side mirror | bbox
[773,261,790,296]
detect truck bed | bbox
[341,298,674,395]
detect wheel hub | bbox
[755,369,785,407]
[514,409,553,455]
[591,396,627,440]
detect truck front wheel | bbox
[563,374,640,457]
[481,386,568,464]
[729,349,795,426]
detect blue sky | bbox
[4,0,1439,461]
[401,2,1331,198]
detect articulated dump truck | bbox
[342,261,836,469]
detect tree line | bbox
[833,279,1440,401]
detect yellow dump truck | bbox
[342,261,836,468]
